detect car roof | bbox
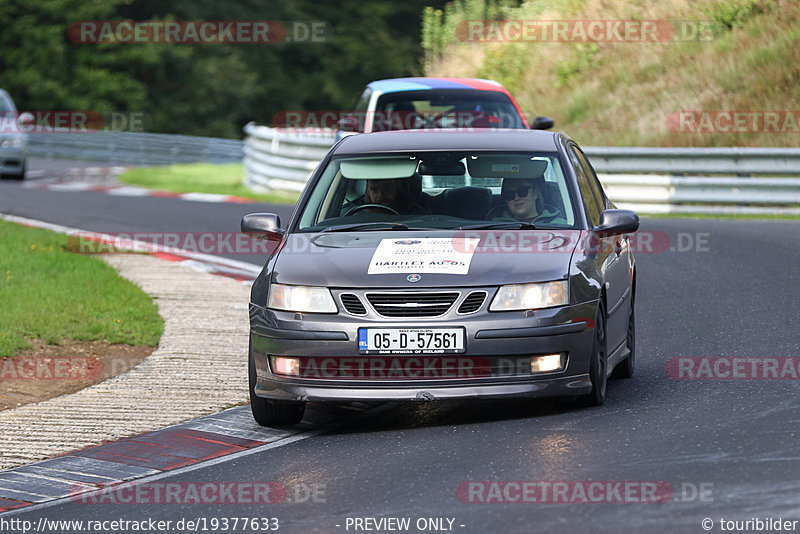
[333,129,562,155]
[366,77,511,95]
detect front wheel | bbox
[249,343,305,426]
[579,302,608,407]
[1,161,26,181]
[612,298,635,379]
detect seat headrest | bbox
[442,186,492,220]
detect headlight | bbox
[1,137,25,148]
[489,281,568,311]
[268,283,337,313]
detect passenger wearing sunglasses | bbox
[491,177,565,225]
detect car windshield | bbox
[296,152,577,232]
[373,90,525,131]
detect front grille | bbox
[340,293,367,315]
[458,291,487,314]
[366,291,459,317]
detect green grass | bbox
[120,163,300,205]
[0,221,164,358]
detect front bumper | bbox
[254,375,591,402]
[250,299,598,402]
[0,145,26,176]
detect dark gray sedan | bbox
[242,129,638,425]
[0,89,29,179]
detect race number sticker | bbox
[367,237,479,275]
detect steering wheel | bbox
[344,203,400,216]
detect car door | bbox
[567,143,629,354]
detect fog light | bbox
[530,353,565,374]
[271,356,300,376]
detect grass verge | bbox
[0,220,164,358]
[120,163,300,205]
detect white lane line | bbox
[105,186,151,196]
[0,429,323,517]
[180,192,230,202]
[46,183,97,192]
[0,213,83,235]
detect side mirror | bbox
[531,116,554,130]
[241,213,282,237]
[594,209,639,235]
[337,115,363,133]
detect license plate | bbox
[358,327,465,354]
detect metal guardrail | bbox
[599,175,800,215]
[242,123,335,193]
[584,147,800,175]
[242,125,800,215]
[28,131,244,165]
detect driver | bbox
[493,177,565,224]
[366,178,405,212]
[348,178,427,215]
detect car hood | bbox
[271,230,582,288]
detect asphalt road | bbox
[3,174,800,533]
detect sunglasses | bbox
[501,184,533,202]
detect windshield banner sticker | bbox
[368,237,479,275]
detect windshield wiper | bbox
[456,222,537,230]
[319,222,411,233]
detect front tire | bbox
[249,342,305,426]
[2,161,26,181]
[580,302,608,406]
[612,298,635,379]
